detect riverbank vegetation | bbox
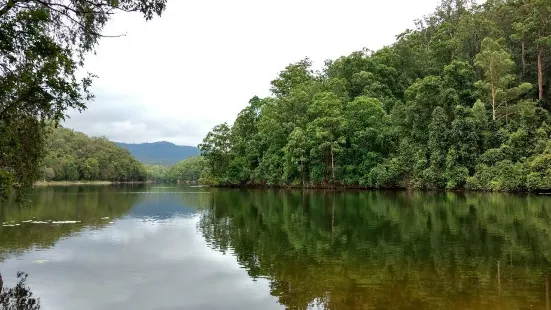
[145,156,207,184]
[40,128,148,182]
[199,0,551,192]
[38,127,206,185]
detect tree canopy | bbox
[145,156,207,184]
[200,0,551,192]
[40,127,148,182]
[38,127,206,185]
[0,0,166,199]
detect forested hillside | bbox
[38,127,206,184]
[40,128,148,182]
[116,142,200,165]
[199,0,551,191]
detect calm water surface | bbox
[1,185,551,309]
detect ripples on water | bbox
[0,185,550,310]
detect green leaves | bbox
[0,0,166,198]
[163,157,207,184]
[198,0,551,192]
[199,123,232,183]
[40,127,148,183]
[475,37,532,121]
[270,58,314,98]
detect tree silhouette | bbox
[0,272,40,310]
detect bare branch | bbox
[0,0,25,17]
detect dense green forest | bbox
[199,0,551,192]
[145,156,207,183]
[39,127,206,184]
[40,127,148,182]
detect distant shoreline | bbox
[33,181,153,187]
[29,181,551,193]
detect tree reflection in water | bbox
[198,189,551,309]
[0,272,40,310]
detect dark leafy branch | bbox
[0,0,166,200]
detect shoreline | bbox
[33,181,153,187]
[30,181,551,194]
[207,183,551,194]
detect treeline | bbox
[40,128,207,184]
[145,157,207,183]
[199,0,551,191]
[41,127,148,182]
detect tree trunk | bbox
[324,152,329,185]
[491,87,497,121]
[489,61,497,120]
[521,41,526,75]
[539,49,544,101]
[505,101,508,124]
[331,147,335,183]
[301,159,304,187]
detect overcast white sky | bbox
[63,0,441,146]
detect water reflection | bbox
[1,187,551,309]
[0,185,279,310]
[0,185,144,260]
[199,189,551,310]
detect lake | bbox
[1,185,550,309]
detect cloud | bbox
[63,89,213,145]
[63,0,441,145]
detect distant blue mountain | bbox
[116,141,200,165]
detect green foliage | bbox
[145,165,171,183]
[474,37,532,121]
[198,123,232,184]
[167,156,207,184]
[0,0,166,199]
[525,142,551,190]
[468,160,526,191]
[198,0,551,192]
[0,117,46,199]
[41,127,147,182]
[144,157,208,184]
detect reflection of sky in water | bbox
[0,193,281,310]
[126,193,199,220]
